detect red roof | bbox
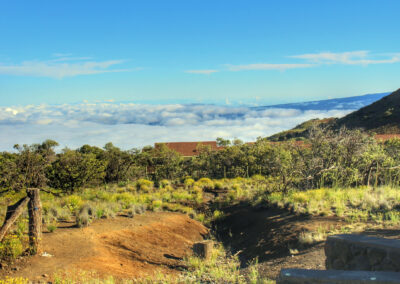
[155,141,222,157]
[375,134,400,141]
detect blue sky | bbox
[1,0,399,106]
[0,1,399,150]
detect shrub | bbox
[112,192,137,208]
[213,181,224,190]
[79,203,94,217]
[159,179,170,188]
[76,210,91,228]
[184,178,195,188]
[191,185,202,194]
[63,195,83,214]
[135,204,147,214]
[151,200,163,211]
[47,223,57,233]
[136,179,154,192]
[195,213,205,223]
[0,234,24,260]
[126,203,146,217]
[195,178,214,190]
[251,174,265,181]
[212,210,224,220]
[55,207,72,222]
[103,206,116,219]
[76,204,95,228]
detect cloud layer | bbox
[0,102,354,151]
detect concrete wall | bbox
[277,269,400,284]
[325,234,400,272]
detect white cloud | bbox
[290,51,400,66]
[185,69,219,75]
[198,51,400,73]
[226,63,314,71]
[0,57,133,79]
[0,102,356,151]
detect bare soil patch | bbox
[0,212,208,281]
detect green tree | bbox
[11,140,59,191]
[48,149,106,193]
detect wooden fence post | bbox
[27,188,42,255]
[193,240,213,260]
[0,197,30,242]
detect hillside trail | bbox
[0,212,208,282]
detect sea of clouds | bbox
[0,102,354,151]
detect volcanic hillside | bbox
[268,89,400,141]
[336,88,400,133]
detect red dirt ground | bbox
[2,205,400,282]
[0,212,208,281]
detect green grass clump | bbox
[265,186,400,225]
[194,177,214,189]
[63,195,83,214]
[136,179,154,192]
[184,177,195,188]
[151,200,163,211]
[47,223,57,233]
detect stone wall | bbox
[277,268,400,284]
[325,234,400,271]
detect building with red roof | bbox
[154,141,222,157]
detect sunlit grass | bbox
[265,186,400,225]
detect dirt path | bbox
[0,212,208,281]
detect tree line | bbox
[1,126,400,194]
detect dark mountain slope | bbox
[337,88,400,133]
[267,89,400,141]
[268,118,337,141]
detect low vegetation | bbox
[1,126,400,282]
[265,186,400,224]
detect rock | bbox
[42,273,49,278]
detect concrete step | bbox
[277,268,400,284]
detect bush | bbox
[63,195,83,214]
[136,179,154,192]
[76,210,91,228]
[151,200,163,211]
[0,234,24,260]
[195,178,214,190]
[159,179,170,188]
[184,178,195,188]
[47,223,57,233]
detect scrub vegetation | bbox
[1,126,400,282]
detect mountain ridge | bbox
[337,89,400,133]
[268,89,400,141]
